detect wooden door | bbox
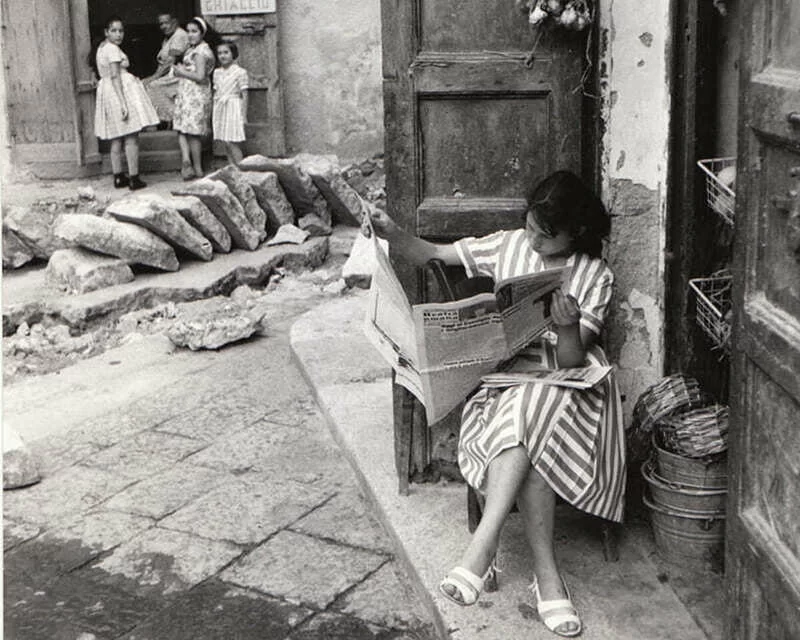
[381,0,589,489]
[207,13,286,156]
[726,2,800,638]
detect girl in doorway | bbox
[172,17,215,180]
[92,16,159,190]
[368,171,625,638]
[212,41,249,166]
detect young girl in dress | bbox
[212,41,249,165]
[369,170,624,638]
[172,17,215,179]
[92,16,159,190]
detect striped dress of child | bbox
[212,63,248,143]
[454,228,626,522]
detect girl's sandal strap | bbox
[439,566,484,606]
[531,577,583,637]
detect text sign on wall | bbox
[201,0,275,15]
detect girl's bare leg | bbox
[109,138,124,175]
[189,136,203,175]
[178,133,191,167]
[226,142,243,165]
[517,467,579,635]
[453,445,530,578]
[123,134,140,176]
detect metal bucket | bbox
[652,438,727,489]
[643,494,725,566]
[642,460,727,513]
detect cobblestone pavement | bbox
[3,276,439,640]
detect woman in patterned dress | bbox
[172,17,215,179]
[369,171,624,638]
[212,41,249,165]
[93,16,159,190]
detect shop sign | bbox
[201,0,276,15]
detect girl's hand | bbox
[363,206,400,239]
[551,289,581,326]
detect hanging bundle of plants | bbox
[517,0,594,30]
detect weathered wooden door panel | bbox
[382,0,587,486]
[727,1,800,637]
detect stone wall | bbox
[279,0,384,164]
[598,0,673,418]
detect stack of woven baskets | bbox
[631,374,729,567]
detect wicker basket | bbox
[689,274,732,353]
[655,404,729,458]
[697,157,736,226]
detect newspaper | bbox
[363,220,570,424]
[480,365,613,389]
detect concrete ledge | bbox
[290,291,710,640]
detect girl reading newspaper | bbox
[368,170,623,638]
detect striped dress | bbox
[212,64,249,143]
[454,229,626,522]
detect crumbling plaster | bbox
[279,0,384,164]
[598,0,672,416]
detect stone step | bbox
[101,150,184,174]
[139,130,180,152]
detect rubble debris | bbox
[54,213,180,271]
[2,227,36,269]
[294,153,364,227]
[240,171,295,230]
[266,224,310,246]
[168,195,232,254]
[3,423,42,490]
[298,213,333,237]
[3,204,76,259]
[107,194,213,261]
[173,178,261,251]
[77,186,96,201]
[206,165,267,241]
[166,296,267,350]
[341,231,387,289]
[239,155,331,225]
[45,247,135,294]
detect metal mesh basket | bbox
[697,157,736,226]
[689,274,732,353]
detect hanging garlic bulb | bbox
[529,5,548,24]
[559,5,578,27]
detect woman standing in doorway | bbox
[172,17,215,179]
[93,16,159,190]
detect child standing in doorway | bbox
[212,41,249,165]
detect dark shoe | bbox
[181,162,196,181]
[113,173,129,188]
[128,175,147,191]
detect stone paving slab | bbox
[3,520,43,551]
[222,529,387,610]
[290,489,395,554]
[117,579,314,640]
[102,463,228,519]
[93,527,243,597]
[3,465,137,527]
[152,397,274,442]
[158,473,332,545]
[287,611,422,640]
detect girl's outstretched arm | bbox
[368,208,460,266]
[174,53,209,83]
[109,61,128,120]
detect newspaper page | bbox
[481,365,613,389]
[362,224,425,403]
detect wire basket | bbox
[697,157,736,226]
[689,274,732,353]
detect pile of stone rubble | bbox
[2,154,380,296]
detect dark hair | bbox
[525,170,611,258]
[186,17,220,49]
[87,16,125,76]
[217,41,239,60]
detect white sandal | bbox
[529,575,582,637]
[439,566,484,606]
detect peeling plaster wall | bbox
[598,1,672,419]
[0,0,11,186]
[279,0,384,164]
